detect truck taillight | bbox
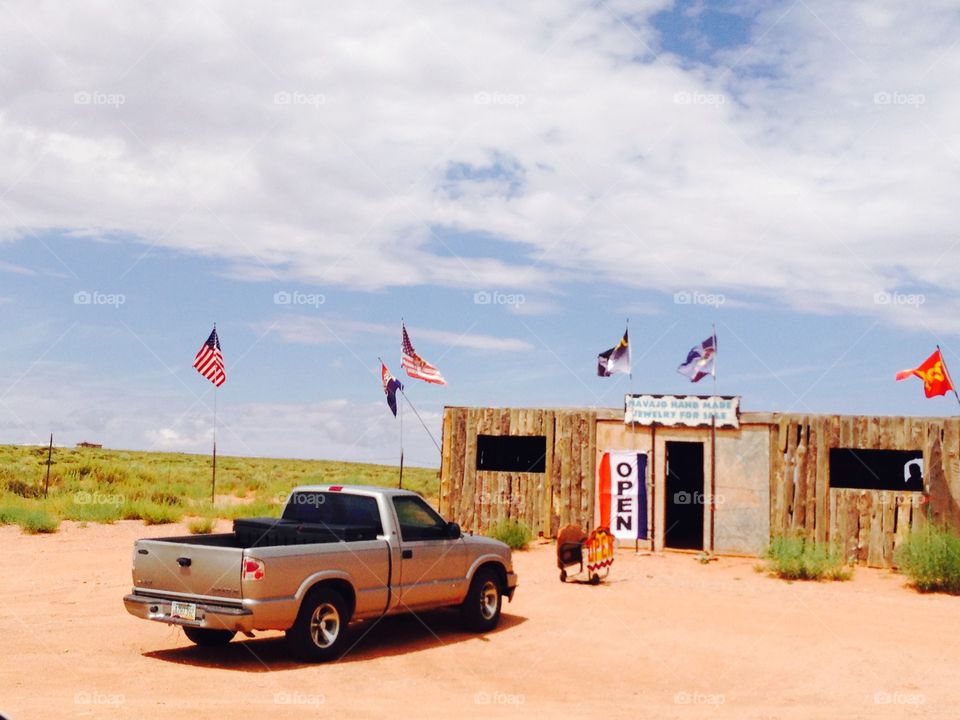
[243,558,265,581]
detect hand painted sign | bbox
[598,451,648,540]
[624,394,740,428]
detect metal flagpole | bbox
[399,387,405,489]
[212,385,217,504]
[398,388,443,455]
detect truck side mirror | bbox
[447,522,462,539]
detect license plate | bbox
[171,601,197,621]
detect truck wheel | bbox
[182,627,235,646]
[460,568,502,632]
[287,588,348,662]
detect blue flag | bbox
[381,361,403,417]
[678,334,716,383]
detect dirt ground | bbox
[0,521,957,720]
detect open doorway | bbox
[665,441,705,550]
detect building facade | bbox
[438,403,960,567]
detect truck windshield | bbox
[282,492,383,534]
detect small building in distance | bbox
[75,441,102,449]
[438,399,960,568]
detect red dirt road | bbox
[0,520,957,719]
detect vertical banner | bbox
[598,451,648,540]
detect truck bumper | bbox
[504,571,519,600]
[124,592,256,634]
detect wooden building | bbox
[438,403,960,568]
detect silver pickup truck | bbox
[124,485,518,662]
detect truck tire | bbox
[182,627,236,646]
[460,568,502,632]
[286,588,348,662]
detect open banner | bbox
[598,451,648,540]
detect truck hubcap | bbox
[310,603,340,648]
[480,581,499,620]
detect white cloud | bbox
[0,260,36,276]
[0,1,957,332]
[259,315,535,352]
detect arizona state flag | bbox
[896,349,955,398]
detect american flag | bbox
[401,324,446,385]
[194,326,225,387]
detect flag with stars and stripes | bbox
[401,323,446,385]
[193,326,225,387]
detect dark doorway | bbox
[665,441,705,550]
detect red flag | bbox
[895,349,954,398]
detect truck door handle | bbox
[402,549,413,559]
[176,557,192,567]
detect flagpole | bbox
[627,317,632,383]
[709,323,717,554]
[212,385,217,505]
[398,388,443,455]
[937,345,960,410]
[399,386,405,489]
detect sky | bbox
[2,1,960,468]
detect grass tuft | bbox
[0,504,60,534]
[895,524,960,594]
[187,517,216,534]
[763,534,852,581]
[486,519,532,550]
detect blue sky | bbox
[2,2,959,467]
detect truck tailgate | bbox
[132,537,244,603]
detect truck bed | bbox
[233,518,381,547]
[147,518,382,550]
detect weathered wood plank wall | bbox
[439,407,597,536]
[769,414,960,567]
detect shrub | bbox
[486,519,532,550]
[0,505,60,534]
[17,508,60,534]
[149,490,184,507]
[122,500,183,525]
[187,517,216,534]
[763,535,851,581]
[60,499,124,524]
[4,479,43,499]
[895,524,960,594]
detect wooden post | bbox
[650,424,656,552]
[44,433,53,498]
[710,416,716,553]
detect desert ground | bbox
[0,520,957,720]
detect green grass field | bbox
[0,444,438,534]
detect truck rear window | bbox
[282,492,383,534]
